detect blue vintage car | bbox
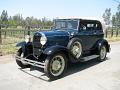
[16,18,110,80]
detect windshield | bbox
[53,20,79,30]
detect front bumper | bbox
[16,56,45,68]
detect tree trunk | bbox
[0,25,2,44]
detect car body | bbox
[16,18,110,80]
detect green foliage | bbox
[103,3,120,27]
[111,3,120,27]
[0,10,53,29]
[112,15,117,26]
[1,10,8,25]
[102,8,111,25]
[118,3,120,12]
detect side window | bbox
[80,21,87,31]
[86,24,94,30]
[95,23,102,30]
[80,20,102,31]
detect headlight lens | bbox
[25,35,31,43]
[40,34,47,45]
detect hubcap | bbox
[71,41,82,59]
[100,46,106,60]
[50,55,65,76]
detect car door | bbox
[77,20,99,51]
[91,22,104,48]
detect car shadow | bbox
[19,57,110,82]
[63,57,110,79]
[19,67,49,82]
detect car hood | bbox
[34,29,78,47]
[34,29,78,37]
[40,30,69,37]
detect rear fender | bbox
[95,39,110,53]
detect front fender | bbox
[43,45,69,56]
[16,41,33,54]
[16,41,26,47]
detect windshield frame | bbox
[53,19,79,31]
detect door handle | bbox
[93,32,97,34]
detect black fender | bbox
[43,45,69,57]
[16,41,33,55]
[16,41,26,47]
[95,39,110,53]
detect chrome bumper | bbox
[16,56,45,68]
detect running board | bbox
[80,55,99,62]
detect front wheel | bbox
[44,53,67,80]
[98,45,107,61]
[16,48,30,69]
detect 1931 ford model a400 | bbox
[16,18,110,80]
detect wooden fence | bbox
[0,28,120,44]
[105,27,120,38]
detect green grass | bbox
[0,44,16,55]
[0,37,24,55]
[106,37,120,42]
[0,35,120,56]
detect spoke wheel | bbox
[98,45,107,61]
[20,53,29,65]
[67,38,82,62]
[71,41,82,59]
[44,53,67,80]
[16,48,30,69]
[100,46,106,60]
[50,55,65,76]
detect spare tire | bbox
[67,38,82,60]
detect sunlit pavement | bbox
[0,41,120,90]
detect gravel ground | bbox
[0,41,120,90]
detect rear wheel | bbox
[44,53,67,80]
[98,45,107,61]
[67,38,82,61]
[16,48,30,68]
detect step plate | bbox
[81,55,99,62]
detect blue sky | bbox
[0,0,119,19]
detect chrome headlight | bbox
[40,33,47,45]
[25,35,31,43]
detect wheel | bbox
[16,48,30,69]
[44,52,67,80]
[98,45,107,61]
[67,38,82,59]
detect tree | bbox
[12,14,23,26]
[1,10,8,25]
[112,3,120,27]
[102,8,111,25]
[112,15,117,26]
[25,17,33,26]
[116,3,120,26]
[118,3,120,12]
[0,16,1,24]
[0,10,53,29]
